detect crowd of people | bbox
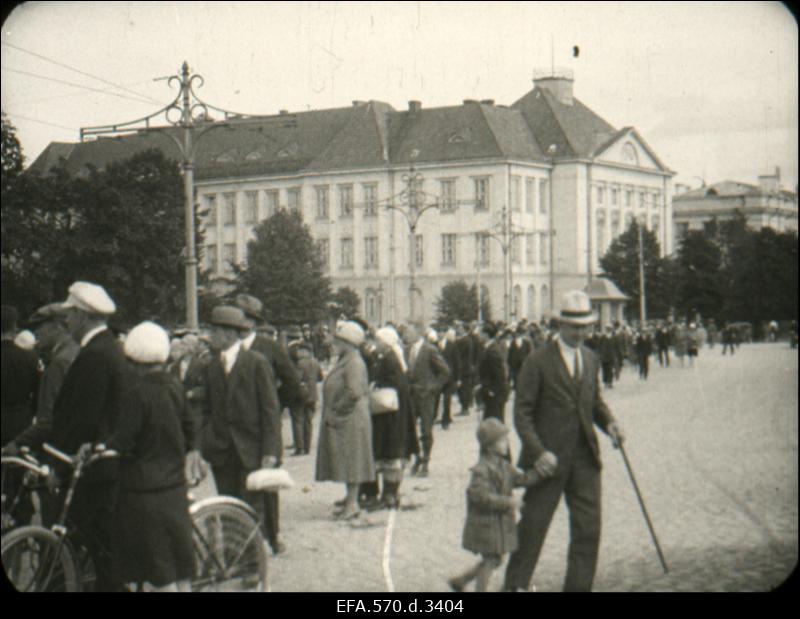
[0,278,779,593]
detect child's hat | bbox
[476,418,509,449]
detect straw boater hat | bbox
[208,306,251,331]
[334,321,365,347]
[58,281,116,316]
[558,290,597,326]
[124,321,171,364]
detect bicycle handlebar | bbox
[0,456,50,478]
[42,443,118,468]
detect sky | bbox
[1,1,797,191]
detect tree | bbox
[1,148,194,323]
[435,280,492,324]
[599,223,673,318]
[330,286,361,319]
[1,111,24,185]
[236,208,332,325]
[675,230,724,321]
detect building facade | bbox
[672,168,798,245]
[31,72,675,325]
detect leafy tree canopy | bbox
[435,280,492,324]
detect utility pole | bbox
[638,217,647,324]
[80,61,296,330]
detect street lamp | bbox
[79,61,296,330]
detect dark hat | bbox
[209,306,250,331]
[476,418,509,449]
[27,303,64,328]
[235,294,264,322]
[296,340,312,352]
[286,325,304,340]
[481,321,498,339]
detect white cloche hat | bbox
[124,321,170,364]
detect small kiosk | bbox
[586,278,629,328]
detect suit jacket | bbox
[507,337,533,379]
[514,340,615,470]
[478,341,510,402]
[248,335,306,408]
[439,340,461,389]
[50,329,128,482]
[598,335,617,364]
[455,335,475,379]
[200,348,281,471]
[407,341,450,398]
[1,340,40,446]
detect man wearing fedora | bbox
[504,290,625,592]
[44,282,129,591]
[199,304,282,525]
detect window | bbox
[474,177,490,211]
[511,235,521,265]
[265,190,279,218]
[340,237,353,269]
[638,191,646,209]
[414,234,424,268]
[204,195,218,227]
[205,244,218,273]
[597,186,605,205]
[539,179,548,215]
[526,178,536,213]
[611,187,619,206]
[528,285,536,320]
[596,210,606,255]
[539,232,548,265]
[287,187,302,212]
[625,189,632,208]
[540,285,550,315]
[652,214,661,242]
[442,234,457,266]
[364,236,378,269]
[675,222,689,242]
[475,234,490,267]
[244,191,258,224]
[626,212,635,230]
[363,183,378,217]
[222,243,237,273]
[315,239,330,270]
[526,233,536,265]
[511,176,521,212]
[339,184,353,218]
[365,288,381,322]
[440,179,457,213]
[222,193,236,226]
[315,186,329,219]
[653,191,661,207]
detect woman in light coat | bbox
[316,321,375,520]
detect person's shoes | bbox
[448,578,464,593]
[442,422,450,430]
[418,463,430,478]
[271,540,287,555]
[336,508,361,521]
[384,494,400,510]
[292,450,304,457]
[333,498,347,508]
[410,460,421,476]
[363,496,383,512]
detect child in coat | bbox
[449,418,539,592]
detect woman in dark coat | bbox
[361,327,418,510]
[110,321,197,592]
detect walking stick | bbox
[619,443,669,574]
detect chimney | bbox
[352,100,367,107]
[533,68,574,106]
[674,183,690,196]
[758,166,781,193]
[463,99,478,105]
[278,110,289,115]
[408,100,422,115]
[480,99,495,106]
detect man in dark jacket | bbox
[507,324,533,392]
[47,283,127,592]
[235,294,303,555]
[455,323,477,416]
[655,325,671,367]
[199,306,283,557]
[634,330,653,380]
[435,328,461,430]
[1,305,40,448]
[406,322,450,477]
[597,327,617,389]
[504,290,624,593]
[477,322,511,423]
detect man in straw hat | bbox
[198,305,283,558]
[504,290,625,592]
[45,281,128,591]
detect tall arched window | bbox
[540,284,550,319]
[596,209,606,257]
[528,285,537,320]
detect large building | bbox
[673,168,798,244]
[30,71,675,325]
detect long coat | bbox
[368,346,418,461]
[478,341,510,403]
[199,348,281,472]
[316,348,375,484]
[248,335,306,408]
[1,340,40,447]
[462,454,527,556]
[514,340,616,471]
[407,341,451,398]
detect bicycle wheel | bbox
[190,499,269,592]
[1,525,80,592]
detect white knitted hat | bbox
[124,321,170,364]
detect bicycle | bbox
[2,445,270,592]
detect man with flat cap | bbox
[205,301,288,556]
[47,282,129,591]
[504,290,625,592]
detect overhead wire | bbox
[3,111,76,132]
[1,40,165,105]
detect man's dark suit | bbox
[1,339,40,447]
[50,329,129,591]
[455,334,477,412]
[407,341,450,464]
[504,340,616,592]
[435,340,461,427]
[507,336,533,392]
[478,341,510,422]
[200,347,282,548]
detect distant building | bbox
[29,70,675,325]
[673,167,798,244]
